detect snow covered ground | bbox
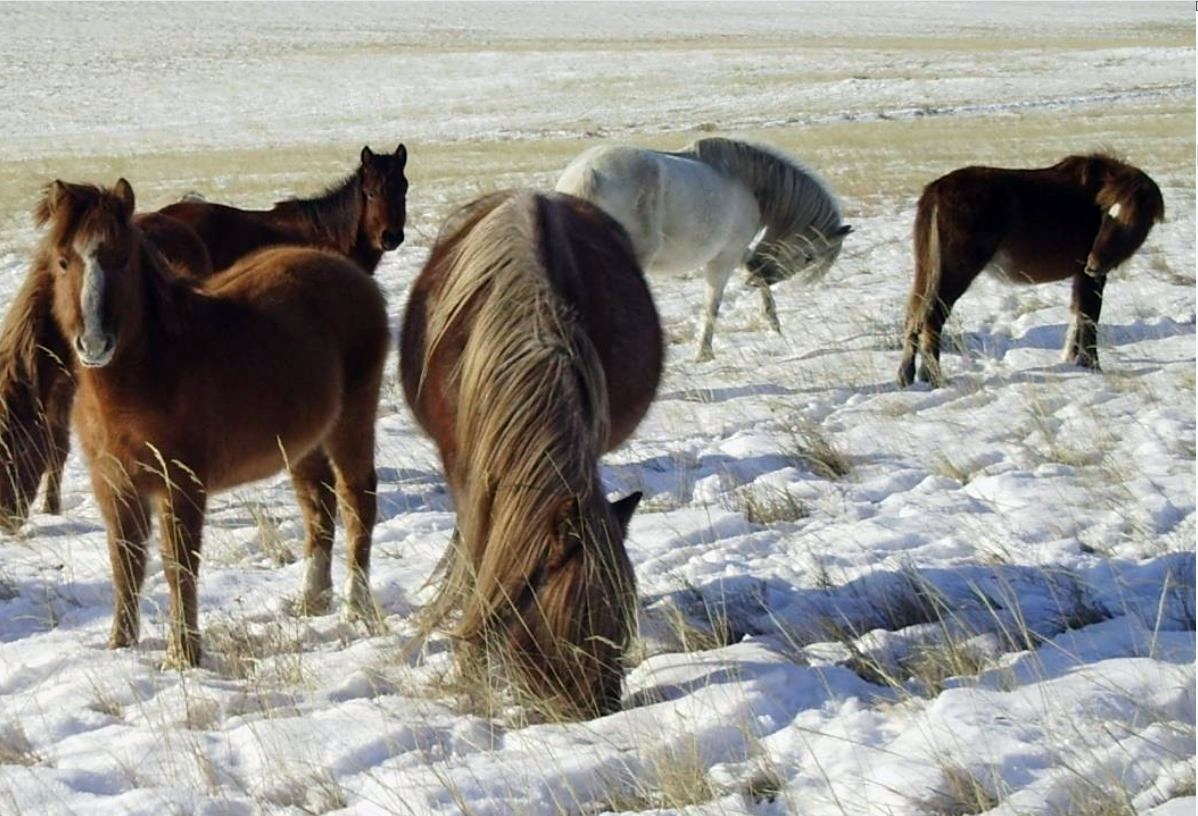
[0,3,1193,814]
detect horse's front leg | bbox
[1065,271,1107,370]
[96,478,152,650]
[158,484,207,668]
[40,371,75,515]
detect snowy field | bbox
[0,3,1194,814]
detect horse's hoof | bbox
[693,349,715,363]
[108,624,139,649]
[917,365,945,388]
[162,638,201,670]
[342,600,388,636]
[295,590,333,617]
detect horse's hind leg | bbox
[1065,272,1107,370]
[290,450,338,614]
[915,258,975,387]
[326,385,382,631]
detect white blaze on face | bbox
[75,234,109,357]
[1107,202,1122,221]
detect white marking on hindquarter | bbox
[76,235,107,344]
[1107,202,1122,221]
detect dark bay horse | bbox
[160,143,408,273]
[40,179,389,667]
[400,190,663,718]
[898,153,1164,386]
[0,143,407,528]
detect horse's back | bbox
[923,164,1101,281]
[536,192,663,448]
[403,190,662,456]
[207,246,388,384]
[556,146,758,272]
[133,212,214,279]
[158,199,289,273]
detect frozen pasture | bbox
[0,3,1193,814]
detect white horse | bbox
[556,137,852,360]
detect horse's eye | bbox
[57,257,69,272]
[364,190,376,201]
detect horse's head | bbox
[504,490,642,718]
[747,223,853,287]
[1085,163,1165,279]
[358,144,409,252]
[37,179,143,369]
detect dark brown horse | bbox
[40,179,389,667]
[897,153,1164,386]
[400,190,663,718]
[160,143,408,273]
[0,143,407,528]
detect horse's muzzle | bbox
[380,230,404,251]
[74,333,115,368]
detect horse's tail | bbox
[904,194,942,343]
[0,261,70,530]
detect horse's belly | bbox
[985,249,1075,285]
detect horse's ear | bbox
[35,180,71,227]
[394,143,407,168]
[112,178,135,221]
[610,491,642,534]
[360,145,376,167]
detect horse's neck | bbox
[268,179,368,267]
[349,238,383,274]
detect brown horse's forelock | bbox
[1098,166,1166,227]
[1062,153,1166,226]
[420,191,635,715]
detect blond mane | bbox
[420,191,616,641]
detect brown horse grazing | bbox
[0,143,407,528]
[897,153,1164,386]
[400,190,663,718]
[39,179,389,668]
[0,211,213,531]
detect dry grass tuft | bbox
[726,484,810,525]
[779,415,852,480]
[0,724,39,767]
